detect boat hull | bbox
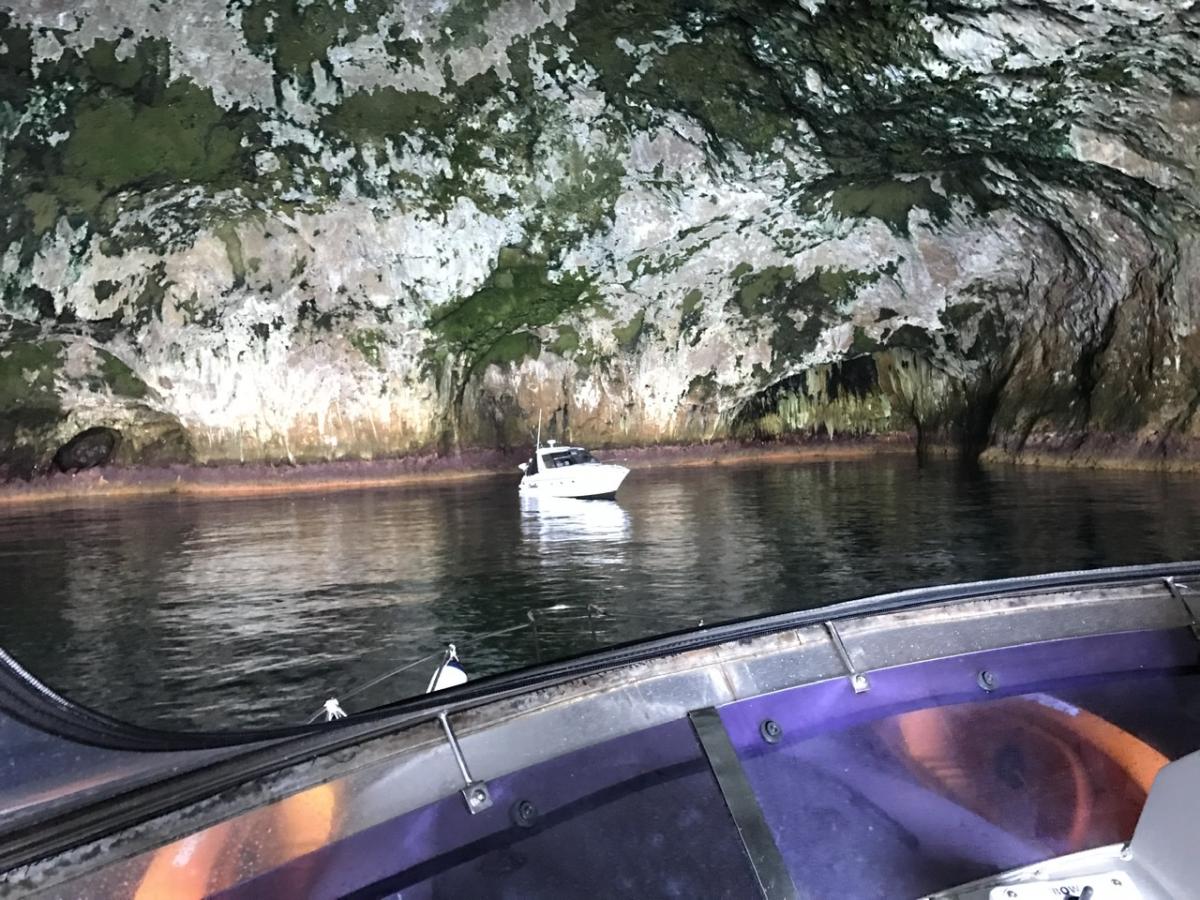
[518,463,628,500]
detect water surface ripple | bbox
[1,458,1197,730]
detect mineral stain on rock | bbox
[1,0,1199,478]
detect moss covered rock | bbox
[0,1,1198,468]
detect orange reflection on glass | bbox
[133,781,339,899]
[888,694,1168,853]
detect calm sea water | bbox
[2,457,1198,731]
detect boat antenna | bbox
[536,409,541,449]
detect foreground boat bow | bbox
[4,564,1200,898]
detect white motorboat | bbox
[518,440,629,500]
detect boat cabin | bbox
[523,443,597,476]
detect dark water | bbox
[2,457,1199,731]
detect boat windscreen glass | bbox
[719,628,1200,899]
[206,718,764,899]
[539,449,596,467]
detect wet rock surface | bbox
[1,1,1198,473]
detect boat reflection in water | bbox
[519,494,633,547]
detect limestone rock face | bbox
[1,0,1198,473]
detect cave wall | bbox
[1,0,1198,474]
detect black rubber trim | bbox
[2,562,1198,874]
[0,646,267,752]
[689,708,800,900]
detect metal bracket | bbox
[825,620,869,693]
[690,708,800,900]
[1164,577,1200,640]
[437,711,493,814]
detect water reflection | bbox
[1,459,1199,730]
[519,495,633,546]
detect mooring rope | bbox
[306,604,706,724]
[305,620,536,724]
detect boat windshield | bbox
[542,448,597,467]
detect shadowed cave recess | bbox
[1,0,1198,477]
